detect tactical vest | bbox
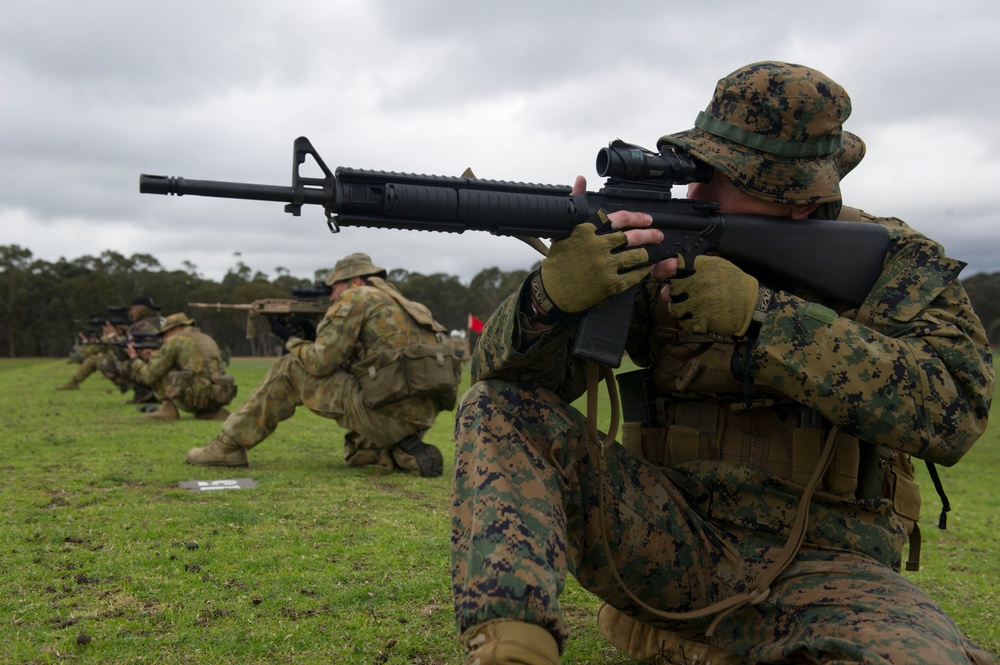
[163,327,237,410]
[349,278,462,411]
[619,207,922,563]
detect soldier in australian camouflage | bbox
[185,253,461,478]
[56,326,126,391]
[99,295,164,403]
[452,62,996,664]
[126,313,236,421]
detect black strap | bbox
[925,461,951,530]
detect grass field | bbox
[1,357,997,663]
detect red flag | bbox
[468,313,485,334]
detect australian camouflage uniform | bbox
[451,62,996,664]
[128,314,236,419]
[57,337,111,389]
[188,255,461,476]
[99,308,163,399]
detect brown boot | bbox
[185,434,248,467]
[597,604,745,664]
[194,408,230,421]
[344,431,395,470]
[56,380,80,390]
[143,400,180,420]
[461,619,559,665]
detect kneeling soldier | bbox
[127,313,236,421]
[184,253,461,477]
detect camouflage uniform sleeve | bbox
[470,279,588,401]
[287,291,365,377]
[130,337,181,386]
[129,315,161,335]
[750,218,995,465]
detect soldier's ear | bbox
[790,202,820,220]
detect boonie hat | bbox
[658,61,865,205]
[159,313,195,334]
[131,295,161,310]
[324,253,387,285]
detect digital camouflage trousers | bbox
[451,379,994,664]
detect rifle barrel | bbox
[140,175,332,206]
[188,302,255,311]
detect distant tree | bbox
[0,247,547,358]
[182,260,201,278]
[964,271,1000,347]
[391,270,469,331]
[314,267,333,284]
[467,266,531,322]
[0,245,35,357]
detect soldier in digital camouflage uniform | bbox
[125,313,236,421]
[185,253,461,478]
[452,62,996,664]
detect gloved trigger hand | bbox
[539,211,651,313]
[668,255,758,337]
[269,317,294,342]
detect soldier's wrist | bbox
[524,271,568,326]
[744,286,774,339]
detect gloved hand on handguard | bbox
[539,211,652,314]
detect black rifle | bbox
[140,137,889,367]
[76,305,132,330]
[83,332,162,351]
[290,283,333,300]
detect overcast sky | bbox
[3,0,999,285]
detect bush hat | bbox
[159,313,195,334]
[658,61,865,205]
[324,253,387,285]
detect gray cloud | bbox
[1,0,998,285]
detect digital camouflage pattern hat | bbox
[324,253,387,285]
[159,313,195,334]
[658,61,865,205]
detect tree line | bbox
[0,244,531,358]
[2,243,998,359]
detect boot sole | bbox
[184,458,248,467]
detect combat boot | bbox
[194,408,231,421]
[127,386,158,404]
[597,604,745,664]
[143,400,180,420]
[394,433,443,478]
[344,431,395,470]
[56,380,80,390]
[185,433,248,467]
[461,619,559,665]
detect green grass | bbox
[1,356,997,663]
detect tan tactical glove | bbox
[668,255,759,336]
[539,212,651,313]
